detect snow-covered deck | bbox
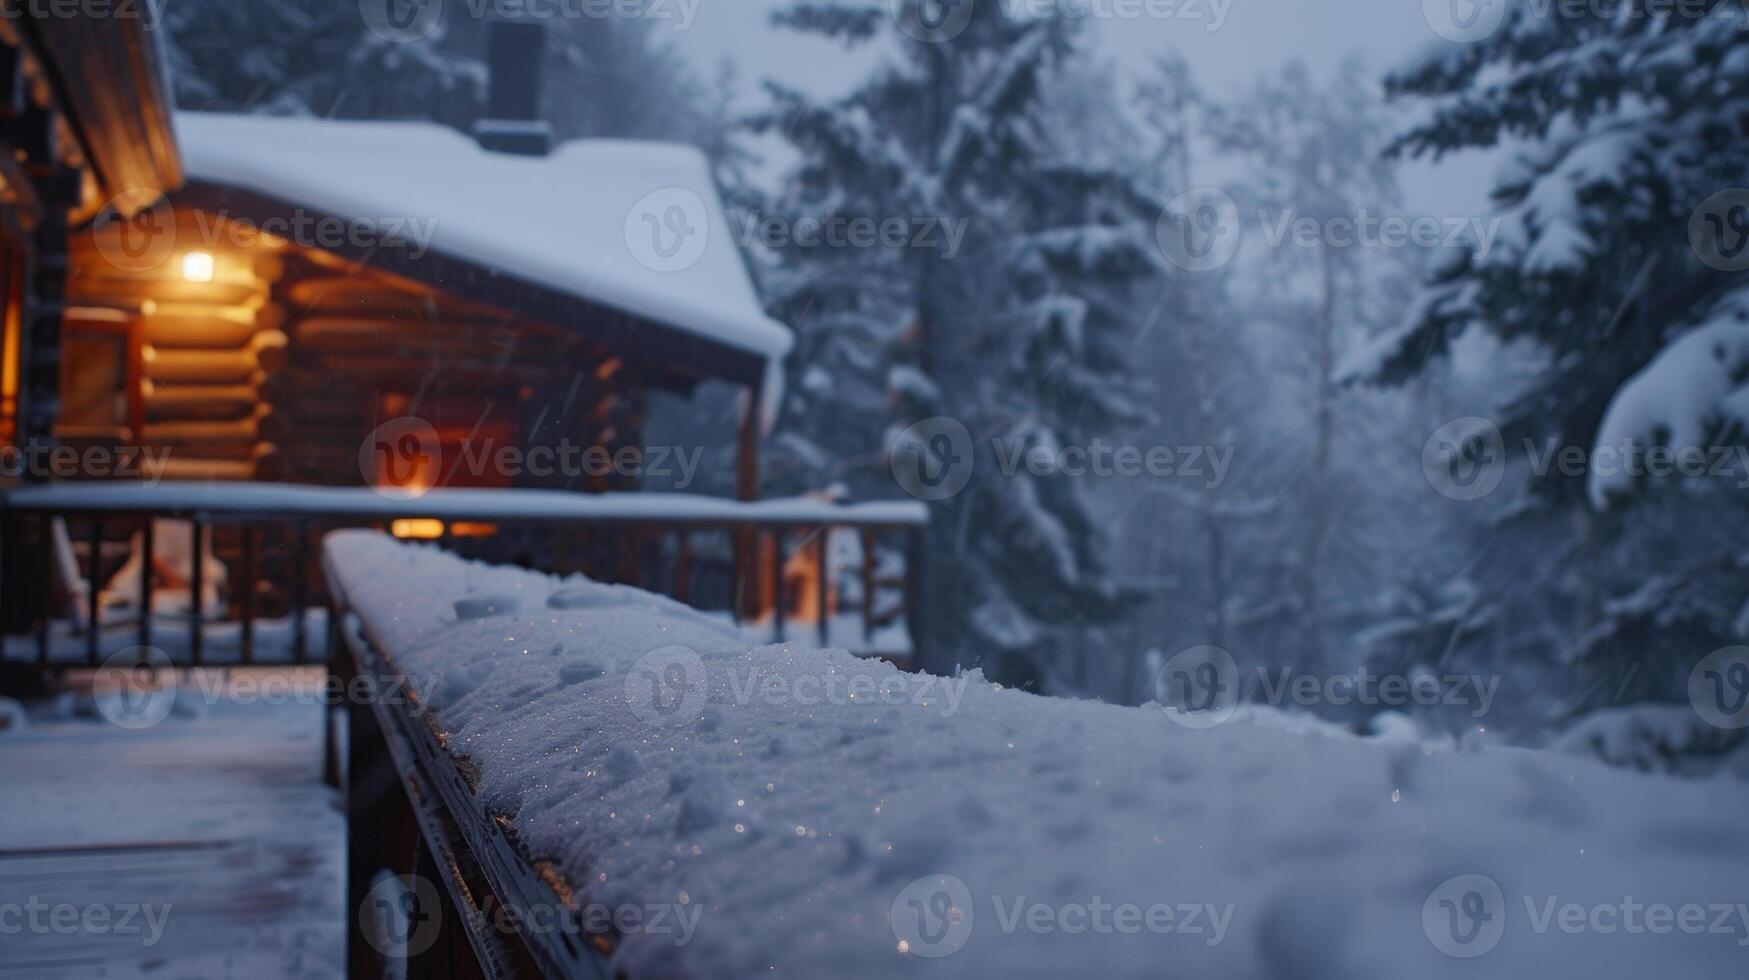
[0,675,342,978]
[325,531,1749,978]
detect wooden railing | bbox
[0,481,929,670]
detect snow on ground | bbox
[326,531,1749,979]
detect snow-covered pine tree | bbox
[754,2,1156,688]
[1371,2,1749,708]
[164,0,483,121]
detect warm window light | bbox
[182,251,215,283]
[391,519,446,540]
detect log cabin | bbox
[0,15,924,666]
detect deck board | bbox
[0,677,344,978]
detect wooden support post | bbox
[733,379,762,622]
[816,528,830,648]
[188,519,204,666]
[86,518,102,664]
[240,525,256,664]
[137,518,154,650]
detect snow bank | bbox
[327,532,1749,979]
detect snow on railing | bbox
[324,531,1749,979]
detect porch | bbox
[0,480,929,671]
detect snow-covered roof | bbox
[172,112,792,368]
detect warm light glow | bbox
[182,251,215,283]
[390,519,445,540]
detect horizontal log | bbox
[143,306,284,349]
[143,332,289,383]
[287,277,503,322]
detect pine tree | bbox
[1369,3,1749,711]
[754,3,1157,688]
[164,0,483,122]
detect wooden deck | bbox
[0,671,343,978]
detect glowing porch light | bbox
[182,251,215,283]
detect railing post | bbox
[86,517,103,664]
[35,515,48,665]
[861,529,877,647]
[291,520,308,663]
[189,518,204,667]
[674,531,691,605]
[770,528,785,643]
[137,517,154,651]
[240,525,256,664]
[816,528,830,648]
